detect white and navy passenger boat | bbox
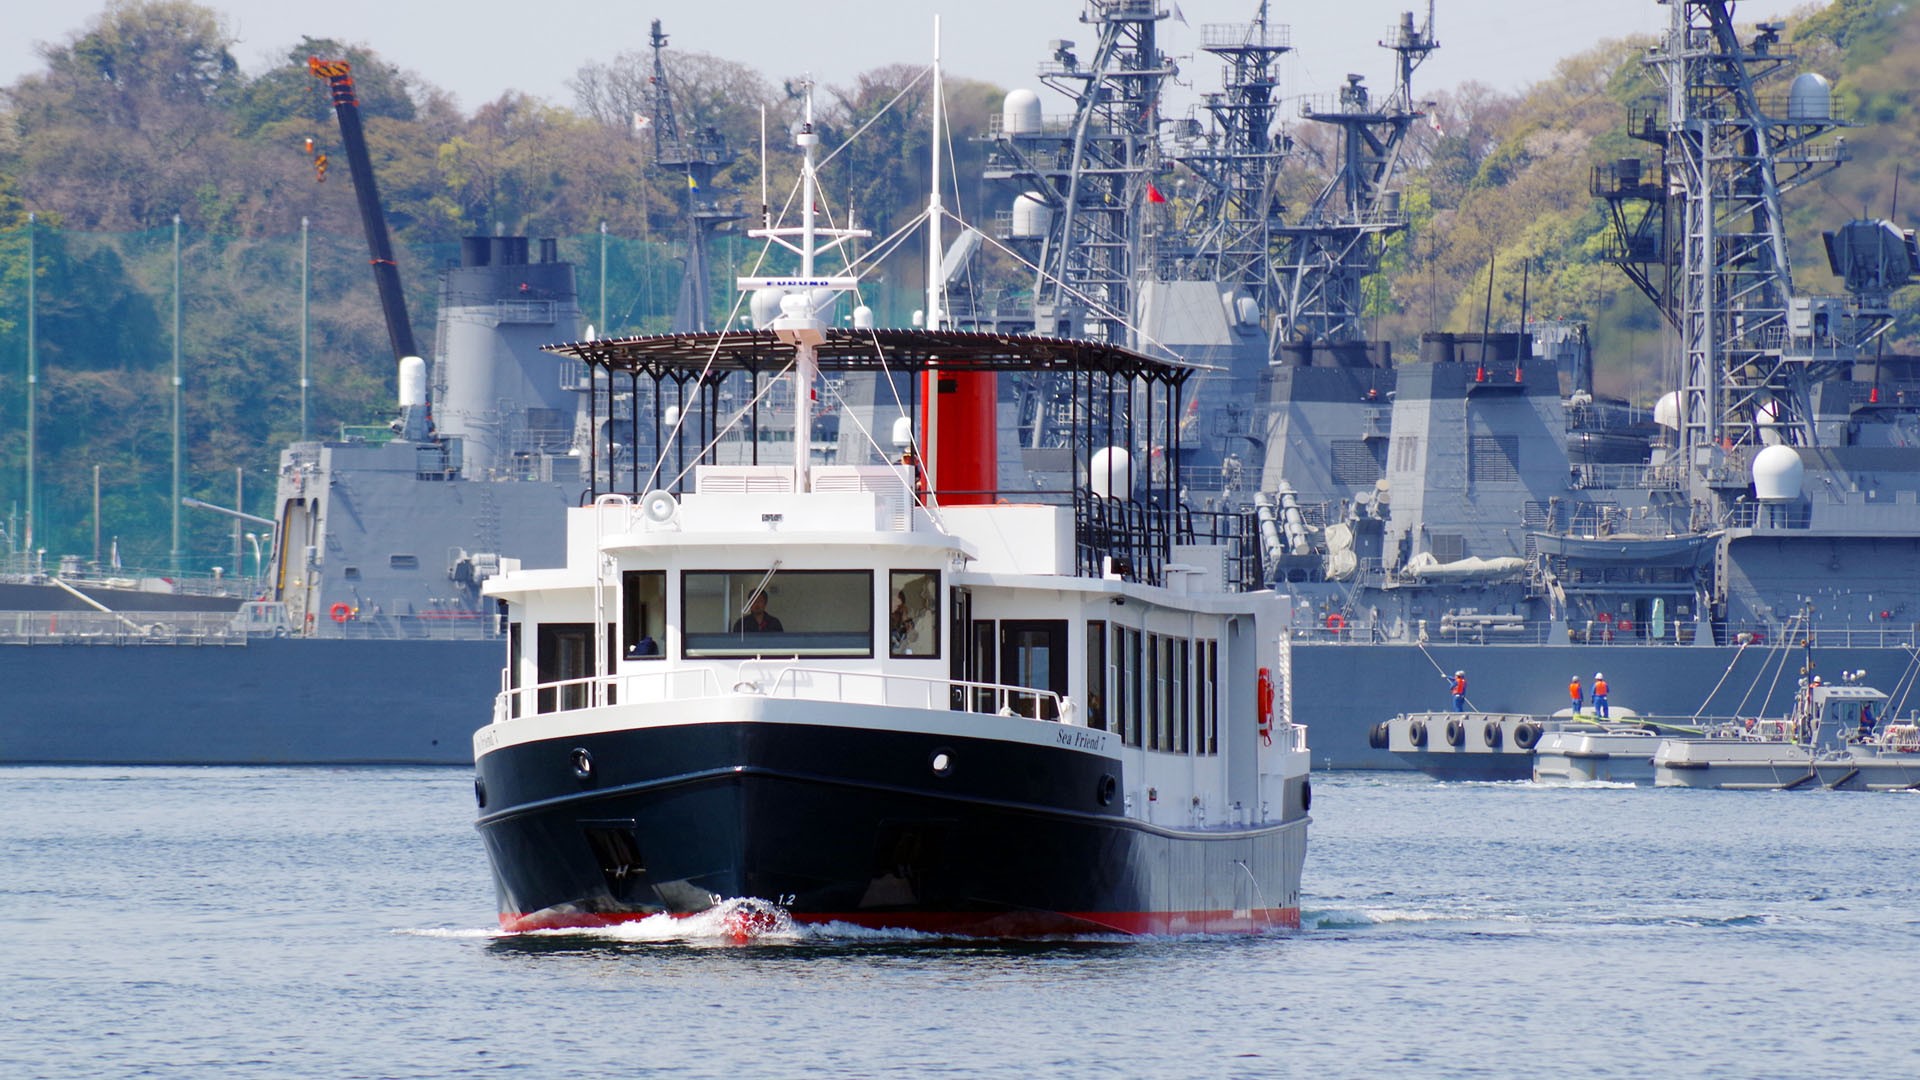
[470,81,1309,936]
[469,325,1312,935]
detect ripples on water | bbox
[2,767,1915,1079]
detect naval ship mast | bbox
[648,19,744,333]
[1273,4,1436,346]
[1594,2,1898,503]
[1163,1,1292,318]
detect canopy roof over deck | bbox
[545,328,1195,384]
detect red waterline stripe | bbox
[498,907,1300,936]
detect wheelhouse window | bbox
[888,570,941,659]
[682,570,873,658]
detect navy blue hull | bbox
[475,722,1307,936]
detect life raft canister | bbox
[1256,667,1276,745]
[329,602,353,623]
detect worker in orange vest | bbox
[1448,670,1467,712]
[1593,672,1610,718]
[1569,674,1584,712]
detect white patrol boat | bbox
[468,71,1309,936]
[1654,674,1920,790]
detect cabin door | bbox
[1000,620,1068,719]
[536,622,594,713]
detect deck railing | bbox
[496,664,1071,728]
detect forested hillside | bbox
[2,0,1915,567]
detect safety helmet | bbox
[1594,672,1604,680]
[1455,670,1465,677]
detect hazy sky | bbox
[1,1,1767,116]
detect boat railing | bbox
[1274,721,1308,753]
[0,609,251,645]
[496,665,1072,725]
[753,667,1070,721]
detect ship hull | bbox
[0,637,490,764]
[475,719,1306,936]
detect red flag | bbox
[1146,184,1167,204]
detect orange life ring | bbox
[1617,619,1634,632]
[1256,667,1276,744]
[329,602,353,623]
[1324,613,1346,633]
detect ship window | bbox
[1174,638,1190,754]
[682,570,873,658]
[1202,639,1219,754]
[1115,626,1143,748]
[1146,633,1163,751]
[343,566,361,581]
[888,570,941,659]
[1087,620,1108,731]
[508,622,523,719]
[389,554,419,570]
[622,570,666,660]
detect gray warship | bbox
[953,0,1920,768]
[8,1,1920,768]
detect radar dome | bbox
[1012,193,1052,239]
[1752,444,1804,501]
[853,305,875,329]
[1089,446,1133,499]
[750,288,785,329]
[1653,390,1682,430]
[1788,73,1832,122]
[1003,89,1042,134]
[397,356,428,407]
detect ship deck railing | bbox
[1293,619,1920,650]
[496,665,1072,728]
[0,609,251,646]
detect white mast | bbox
[923,19,945,495]
[927,16,944,332]
[738,80,868,492]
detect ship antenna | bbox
[1476,250,1495,382]
[1517,257,1529,383]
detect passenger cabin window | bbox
[888,570,941,659]
[682,570,873,658]
[622,570,666,660]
